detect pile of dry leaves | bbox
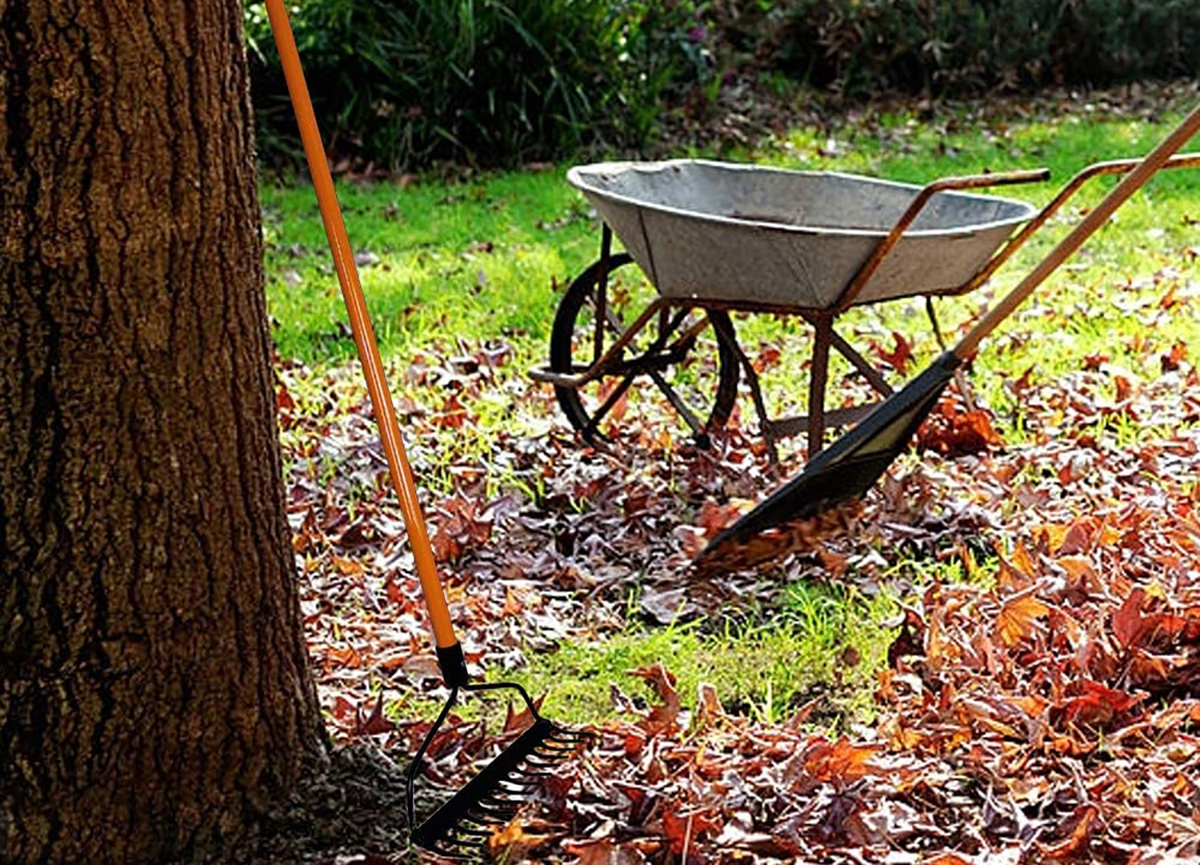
[273,255,1198,862]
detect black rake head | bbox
[406,680,589,859]
[694,351,962,567]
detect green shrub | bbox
[771,0,1200,97]
[245,0,711,170]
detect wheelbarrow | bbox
[531,154,1198,462]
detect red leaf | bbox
[1112,588,1147,649]
[384,573,405,606]
[873,331,914,373]
[917,399,1002,458]
[753,343,782,372]
[1161,340,1187,373]
[353,694,395,736]
[1056,682,1144,730]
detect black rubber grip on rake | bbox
[412,717,561,854]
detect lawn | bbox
[269,90,1200,859]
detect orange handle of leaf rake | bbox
[265,0,458,654]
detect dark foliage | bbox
[771,0,1200,97]
[245,0,710,170]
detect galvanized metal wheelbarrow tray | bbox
[531,155,1200,459]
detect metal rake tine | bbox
[469,803,517,821]
[428,840,474,860]
[529,750,575,761]
[536,739,580,749]
[473,797,516,809]
[547,724,588,736]
[530,743,578,756]
[447,815,493,832]
[495,780,539,795]
[522,751,566,764]
[479,793,518,806]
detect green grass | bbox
[385,580,902,733]
[261,170,600,365]
[269,100,1200,731]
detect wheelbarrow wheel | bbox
[550,253,740,447]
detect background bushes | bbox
[245,0,709,170]
[246,0,1200,170]
[771,0,1200,97]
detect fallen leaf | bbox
[995,593,1051,647]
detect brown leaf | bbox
[630,663,682,734]
[1039,803,1099,860]
[353,694,395,736]
[487,819,551,857]
[995,593,1051,647]
[502,693,546,736]
[663,806,720,855]
[640,586,690,624]
[804,737,881,782]
[696,681,725,727]
[564,837,647,865]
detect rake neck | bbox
[955,101,1200,360]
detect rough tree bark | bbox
[0,1,327,861]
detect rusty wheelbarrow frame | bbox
[532,154,1200,462]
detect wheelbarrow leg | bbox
[807,317,833,457]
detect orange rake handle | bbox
[264,0,459,657]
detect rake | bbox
[697,102,1200,566]
[264,2,589,856]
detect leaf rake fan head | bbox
[406,671,589,859]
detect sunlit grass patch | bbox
[507,581,898,731]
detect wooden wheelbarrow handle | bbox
[958,105,1200,358]
[832,167,1051,313]
[957,152,1200,295]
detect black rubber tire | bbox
[549,253,740,445]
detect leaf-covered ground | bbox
[261,87,1200,863]
[277,324,1198,862]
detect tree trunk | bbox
[0,1,327,861]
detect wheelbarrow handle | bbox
[958,152,1200,294]
[264,0,465,676]
[957,104,1200,358]
[832,167,1051,313]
